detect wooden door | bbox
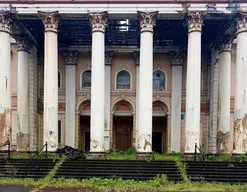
[114,118,132,151]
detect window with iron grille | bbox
[116,70,131,90]
[81,70,91,89]
[153,70,166,91]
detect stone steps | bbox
[54,159,183,181]
[186,161,247,184]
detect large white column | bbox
[104,51,114,151]
[169,51,183,152]
[217,42,231,154]
[137,11,158,153]
[89,12,108,152]
[38,11,60,151]
[233,12,247,153]
[185,11,206,153]
[0,11,12,145]
[16,36,30,151]
[63,51,78,147]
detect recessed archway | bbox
[78,100,91,151]
[152,100,168,153]
[112,100,134,151]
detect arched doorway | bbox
[112,100,133,151]
[152,101,168,153]
[78,100,91,152]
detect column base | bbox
[136,152,154,160]
[183,153,197,161]
[87,152,106,160]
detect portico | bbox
[0,1,246,154]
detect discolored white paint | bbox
[185,31,202,153]
[17,49,29,151]
[90,30,105,152]
[43,30,58,151]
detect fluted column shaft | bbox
[217,43,231,154]
[137,11,158,153]
[38,11,60,151]
[89,12,108,152]
[185,12,206,153]
[16,36,30,151]
[0,11,12,145]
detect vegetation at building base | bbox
[2,151,247,191]
[1,177,247,192]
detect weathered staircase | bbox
[186,161,247,184]
[0,159,56,179]
[54,160,183,181]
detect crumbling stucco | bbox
[217,131,230,154]
[0,108,11,146]
[233,118,242,151]
[17,132,29,151]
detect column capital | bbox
[137,11,158,33]
[219,42,232,53]
[133,51,140,66]
[38,11,60,33]
[89,11,108,33]
[187,11,207,34]
[0,10,12,34]
[168,51,185,66]
[62,51,79,65]
[14,35,31,53]
[236,11,247,35]
[105,51,114,65]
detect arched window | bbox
[116,70,131,89]
[153,70,166,91]
[58,71,62,89]
[81,70,91,89]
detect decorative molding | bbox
[14,35,31,52]
[133,51,140,66]
[62,51,79,65]
[236,11,247,35]
[168,50,185,66]
[137,11,158,33]
[88,11,108,33]
[38,11,60,33]
[0,10,12,33]
[187,11,207,33]
[105,51,115,65]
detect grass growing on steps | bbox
[29,155,66,192]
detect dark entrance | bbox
[113,117,133,151]
[152,116,167,153]
[80,116,90,152]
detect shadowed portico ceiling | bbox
[20,13,236,51]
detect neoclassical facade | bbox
[0,0,247,154]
